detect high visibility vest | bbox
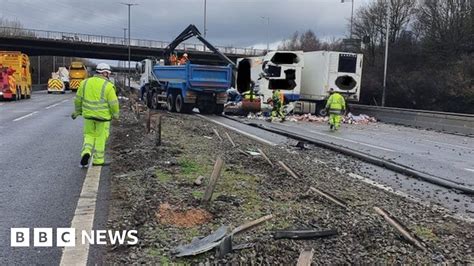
[326,92,346,113]
[74,76,119,121]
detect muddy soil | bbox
[104,99,473,264]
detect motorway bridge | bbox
[0,27,264,64]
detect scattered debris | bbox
[278,161,300,179]
[296,248,315,266]
[156,203,212,228]
[246,150,261,156]
[258,148,274,166]
[309,187,348,210]
[194,175,205,186]
[274,229,338,240]
[204,136,213,140]
[225,132,237,147]
[172,225,229,257]
[373,207,427,251]
[212,128,223,141]
[343,113,377,124]
[230,214,274,235]
[202,157,224,204]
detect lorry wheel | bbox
[175,94,192,113]
[61,91,66,94]
[316,106,327,117]
[11,94,17,101]
[47,91,52,94]
[167,93,176,112]
[214,104,224,115]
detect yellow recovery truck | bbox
[0,51,32,100]
[68,61,88,92]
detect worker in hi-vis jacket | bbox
[72,63,119,166]
[325,88,346,130]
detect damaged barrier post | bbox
[225,132,236,147]
[373,207,427,251]
[146,109,151,134]
[213,128,223,141]
[278,161,300,179]
[297,248,315,266]
[156,115,162,146]
[309,187,348,210]
[202,157,224,204]
[258,148,273,166]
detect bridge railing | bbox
[0,26,264,56]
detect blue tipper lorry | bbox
[139,25,235,114]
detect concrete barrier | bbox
[350,104,474,136]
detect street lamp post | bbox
[121,2,138,91]
[381,2,391,107]
[260,16,270,51]
[203,0,207,37]
[341,0,355,39]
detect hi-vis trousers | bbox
[81,119,110,164]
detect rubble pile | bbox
[343,113,377,124]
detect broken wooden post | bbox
[373,207,426,251]
[225,132,236,147]
[212,128,223,141]
[278,161,299,179]
[202,157,224,204]
[258,148,273,166]
[146,109,151,133]
[155,115,162,146]
[297,249,315,266]
[135,102,140,119]
[237,148,249,156]
[309,187,348,210]
[274,229,337,240]
[231,214,273,235]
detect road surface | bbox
[0,91,108,264]
[209,115,474,218]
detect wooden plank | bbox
[225,132,236,147]
[146,110,151,133]
[373,207,426,251]
[258,148,273,166]
[309,187,348,210]
[278,161,299,179]
[202,157,224,204]
[230,214,273,235]
[212,128,223,141]
[296,248,314,266]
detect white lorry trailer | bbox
[298,51,363,116]
[237,51,304,104]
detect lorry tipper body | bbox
[0,51,32,100]
[69,61,88,91]
[140,25,235,114]
[141,59,231,114]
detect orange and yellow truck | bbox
[68,61,88,91]
[0,51,32,100]
[0,66,16,100]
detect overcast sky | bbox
[2,0,371,49]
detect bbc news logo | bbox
[11,228,138,247]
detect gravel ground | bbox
[104,99,473,264]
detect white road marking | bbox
[61,99,69,103]
[310,130,395,152]
[423,139,473,150]
[13,111,38,122]
[60,165,102,266]
[464,168,474,173]
[196,114,277,146]
[45,103,61,109]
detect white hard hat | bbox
[96,63,112,74]
[183,53,188,57]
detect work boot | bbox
[330,125,334,130]
[80,153,91,166]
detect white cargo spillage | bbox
[298,51,363,116]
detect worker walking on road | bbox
[71,63,119,166]
[270,89,285,122]
[325,88,346,130]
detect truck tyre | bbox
[47,91,52,94]
[214,104,224,115]
[175,94,193,113]
[167,93,176,112]
[316,105,327,117]
[12,94,17,101]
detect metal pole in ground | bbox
[121,3,138,92]
[382,2,391,107]
[37,56,41,85]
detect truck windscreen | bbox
[338,54,357,73]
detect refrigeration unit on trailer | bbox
[298,51,363,116]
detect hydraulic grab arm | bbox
[163,24,236,69]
